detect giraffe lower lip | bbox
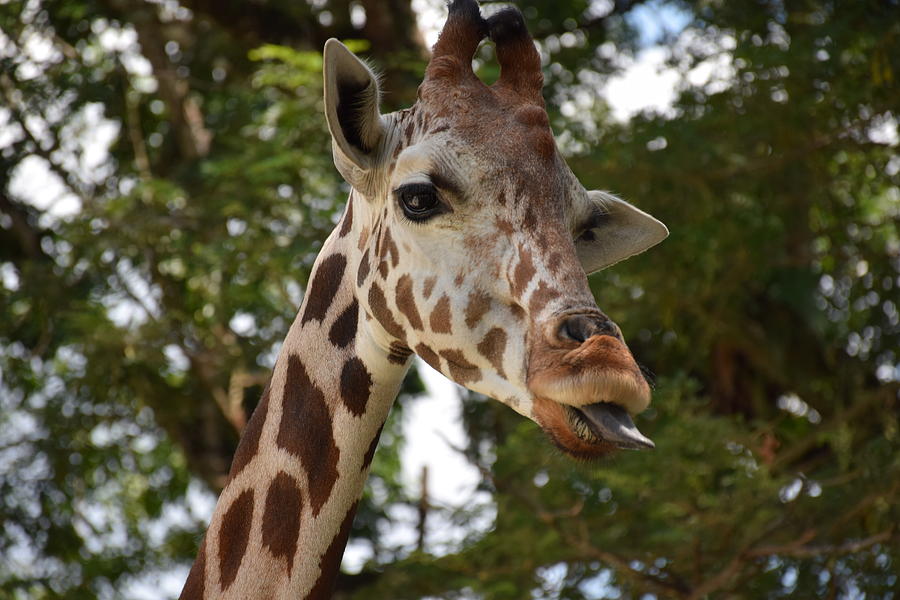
[571,403,654,450]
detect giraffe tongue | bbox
[578,403,655,450]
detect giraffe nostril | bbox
[558,314,618,344]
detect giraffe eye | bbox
[396,183,444,222]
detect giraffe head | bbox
[322,0,668,459]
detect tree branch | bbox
[0,73,88,197]
[0,190,51,262]
[571,523,693,597]
[748,529,895,560]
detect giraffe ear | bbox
[575,191,669,274]
[323,39,386,188]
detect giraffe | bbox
[180,1,668,598]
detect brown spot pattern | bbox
[509,303,527,323]
[464,289,491,329]
[328,299,358,348]
[261,472,303,574]
[361,424,384,472]
[373,223,383,258]
[278,356,340,516]
[423,276,437,299]
[477,328,508,377]
[511,248,536,297]
[357,250,370,286]
[415,343,442,371]
[340,357,372,417]
[368,283,406,341]
[547,251,563,272]
[357,226,370,251]
[522,202,539,231]
[388,342,413,364]
[218,489,254,591]
[228,385,270,480]
[528,280,558,315]
[430,295,453,334]
[338,198,354,237]
[496,217,513,234]
[181,537,207,599]
[395,274,424,330]
[439,349,480,385]
[383,229,400,267]
[303,501,359,600]
[301,254,347,325]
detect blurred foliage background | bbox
[1,0,898,598]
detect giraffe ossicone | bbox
[181,1,668,597]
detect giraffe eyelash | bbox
[394,182,450,223]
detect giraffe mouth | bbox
[531,395,654,460]
[565,402,654,450]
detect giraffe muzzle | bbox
[528,331,651,414]
[526,319,654,457]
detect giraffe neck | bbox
[181,194,411,599]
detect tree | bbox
[1,0,897,598]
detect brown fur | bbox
[387,342,413,365]
[528,281,558,315]
[380,227,399,268]
[414,343,442,372]
[304,501,359,600]
[511,247,536,297]
[218,489,254,590]
[338,197,353,237]
[368,283,406,341]
[439,348,481,384]
[464,289,491,329]
[340,357,372,416]
[477,327,507,378]
[395,274,424,330]
[328,299,359,348]
[429,294,453,334]
[422,276,437,299]
[301,254,347,325]
[356,249,370,286]
[361,425,384,472]
[181,538,207,598]
[278,356,340,516]
[261,472,303,573]
[228,385,269,480]
[488,7,544,102]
